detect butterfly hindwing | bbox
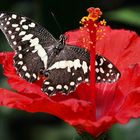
[95,54,120,83]
[42,45,90,95]
[42,46,121,95]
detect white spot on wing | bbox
[22,65,27,71]
[108,79,111,82]
[19,31,26,36]
[6,21,10,25]
[48,59,88,74]
[22,25,28,30]
[33,73,37,79]
[35,44,48,69]
[108,63,113,69]
[44,81,50,85]
[13,41,17,45]
[77,77,82,81]
[11,35,15,39]
[18,46,22,51]
[99,58,104,66]
[64,85,68,90]
[48,86,54,91]
[29,22,35,27]
[82,61,88,74]
[12,14,17,19]
[12,24,19,27]
[116,73,120,79]
[95,68,99,73]
[18,61,23,65]
[29,37,48,69]
[95,61,98,66]
[85,78,89,82]
[25,72,30,78]
[97,76,101,80]
[18,54,23,59]
[30,38,39,47]
[103,78,105,81]
[8,30,12,34]
[20,19,26,25]
[53,61,67,70]
[73,59,81,70]
[32,50,37,53]
[106,73,110,77]
[8,17,11,20]
[15,27,20,31]
[100,67,104,73]
[0,13,4,18]
[22,34,33,41]
[70,82,75,86]
[56,85,62,89]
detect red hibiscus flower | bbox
[1,7,140,139]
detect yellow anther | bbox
[100,19,106,26]
[81,16,89,24]
[94,23,98,28]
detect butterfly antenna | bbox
[50,12,63,35]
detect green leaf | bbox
[105,6,140,27]
[110,119,140,140]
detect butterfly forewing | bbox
[0,12,57,82]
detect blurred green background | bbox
[0,0,140,140]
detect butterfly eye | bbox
[44,71,49,77]
[39,69,44,75]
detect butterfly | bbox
[0,12,121,96]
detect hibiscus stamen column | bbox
[80,8,103,100]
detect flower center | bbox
[80,7,106,98]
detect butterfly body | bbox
[0,12,121,96]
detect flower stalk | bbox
[80,7,104,114]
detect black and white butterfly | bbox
[0,12,121,96]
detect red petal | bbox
[104,64,140,124]
[115,88,140,124]
[0,88,33,108]
[70,116,115,137]
[95,83,118,119]
[65,28,90,50]
[96,26,140,71]
[117,63,140,96]
[0,87,95,122]
[0,87,113,137]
